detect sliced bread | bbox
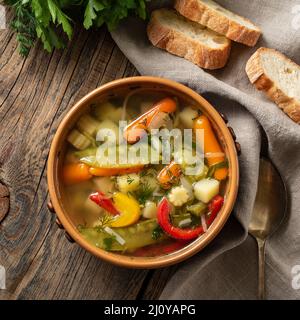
[175,0,261,47]
[147,8,231,70]
[246,47,300,124]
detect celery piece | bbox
[67,129,92,150]
[171,213,192,227]
[187,202,207,216]
[79,219,167,252]
[77,114,101,137]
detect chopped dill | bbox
[127,175,134,185]
[95,214,115,229]
[130,182,154,206]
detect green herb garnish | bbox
[95,214,115,229]
[8,1,37,57]
[103,236,116,251]
[152,226,164,240]
[127,175,134,185]
[130,182,154,206]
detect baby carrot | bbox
[124,97,177,144]
[193,115,228,180]
[63,163,92,185]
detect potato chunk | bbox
[193,178,220,203]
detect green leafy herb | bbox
[207,160,229,178]
[95,214,115,229]
[103,236,116,251]
[130,182,154,206]
[8,0,37,57]
[127,175,134,185]
[83,0,105,29]
[152,225,163,240]
[5,0,150,56]
[47,0,73,39]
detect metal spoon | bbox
[248,157,288,300]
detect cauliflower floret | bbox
[168,186,190,207]
[117,173,140,193]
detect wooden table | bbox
[0,14,178,300]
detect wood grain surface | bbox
[0,13,175,300]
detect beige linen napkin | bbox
[111,0,300,299]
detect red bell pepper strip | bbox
[208,195,224,218]
[89,191,119,216]
[157,195,224,240]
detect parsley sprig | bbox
[5,0,150,56]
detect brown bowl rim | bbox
[47,76,239,269]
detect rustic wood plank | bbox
[0,182,9,223]
[0,23,151,299]
[0,11,175,299]
[0,27,90,296]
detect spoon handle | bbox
[257,238,266,300]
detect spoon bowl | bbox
[249,157,288,299]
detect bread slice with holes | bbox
[175,0,261,47]
[246,48,300,124]
[147,8,231,70]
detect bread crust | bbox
[175,0,261,47]
[246,47,300,124]
[147,11,231,70]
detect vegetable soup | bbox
[62,90,228,257]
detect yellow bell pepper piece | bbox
[110,193,141,228]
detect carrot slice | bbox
[193,115,228,180]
